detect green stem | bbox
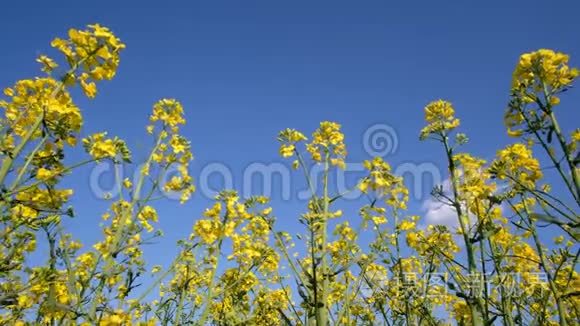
[8,135,47,191]
[5,159,96,197]
[0,113,45,185]
[521,197,568,326]
[316,150,330,326]
[548,110,580,203]
[135,261,177,303]
[197,239,223,325]
[521,103,578,204]
[442,135,483,326]
[487,238,514,326]
[108,133,163,261]
[174,279,187,325]
[394,211,412,325]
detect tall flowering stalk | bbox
[494,49,580,326]
[278,122,348,325]
[419,100,487,325]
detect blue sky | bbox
[1,1,579,269]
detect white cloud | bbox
[420,178,460,228]
[420,178,508,230]
[422,199,458,228]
